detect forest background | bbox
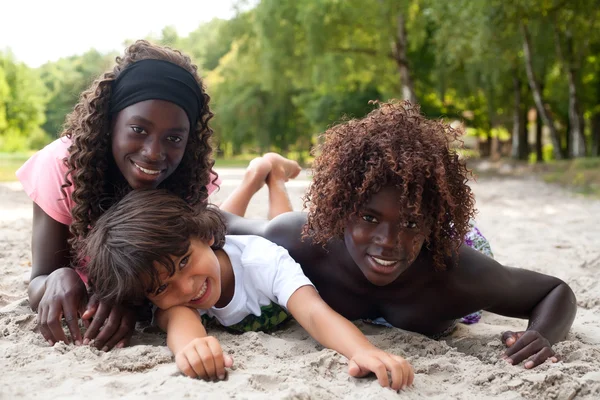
[1,0,599,192]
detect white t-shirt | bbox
[201,235,314,327]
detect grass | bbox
[4,150,598,197]
[0,152,267,182]
[470,157,600,198]
[537,158,600,197]
[0,153,31,182]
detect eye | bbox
[131,125,146,134]
[179,255,190,269]
[361,214,378,223]
[155,283,168,296]
[167,135,183,143]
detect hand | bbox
[37,268,87,346]
[81,294,136,351]
[348,347,414,391]
[175,336,234,380]
[502,330,558,369]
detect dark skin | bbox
[29,99,190,350]
[224,185,577,369]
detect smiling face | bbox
[344,185,427,286]
[147,237,222,310]
[111,99,191,189]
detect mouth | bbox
[188,280,210,305]
[132,161,163,176]
[366,255,405,274]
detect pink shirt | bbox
[17,137,221,226]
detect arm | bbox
[155,306,232,380]
[30,203,87,345]
[287,286,413,390]
[451,245,577,367]
[29,204,74,309]
[31,204,136,350]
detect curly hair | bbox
[60,40,217,253]
[303,100,476,271]
[81,189,226,306]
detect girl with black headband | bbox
[16,40,300,352]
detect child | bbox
[16,40,300,352]
[224,100,578,370]
[82,189,414,390]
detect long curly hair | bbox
[60,40,217,252]
[303,100,476,271]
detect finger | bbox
[206,338,227,379]
[374,354,403,391]
[502,331,525,347]
[504,333,535,358]
[551,356,559,363]
[37,305,52,344]
[224,354,234,368]
[46,306,69,344]
[347,359,363,377]
[83,302,111,344]
[524,347,555,369]
[101,314,135,351]
[114,327,134,349]
[81,297,99,320]
[407,362,415,387]
[94,308,123,351]
[195,341,218,380]
[357,358,390,388]
[62,300,83,345]
[185,347,208,379]
[176,353,198,378]
[392,355,413,389]
[507,341,547,365]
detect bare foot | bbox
[263,152,302,182]
[244,157,272,193]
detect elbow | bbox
[558,280,578,315]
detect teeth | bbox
[134,162,161,175]
[371,257,397,266]
[191,281,208,301]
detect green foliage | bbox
[0,52,48,151]
[2,0,599,162]
[39,49,115,138]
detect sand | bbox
[1,171,599,400]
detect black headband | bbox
[109,59,203,130]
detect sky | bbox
[0,0,241,67]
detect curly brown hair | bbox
[60,40,217,252]
[81,189,226,306]
[303,100,476,271]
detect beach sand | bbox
[1,171,599,399]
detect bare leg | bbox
[218,157,272,217]
[218,153,302,219]
[262,153,301,219]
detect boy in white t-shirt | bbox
[81,189,413,390]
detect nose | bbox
[175,275,195,296]
[373,222,400,249]
[142,137,166,162]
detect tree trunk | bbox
[593,73,600,156]
[592,112,600,157]
[555,27,586,157]
[392,13,417,104]
[536,105,544,163]
[521,22,563,159]
[511,74,529,160]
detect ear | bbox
[209,236,215,246]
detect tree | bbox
[0,51,47,151]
